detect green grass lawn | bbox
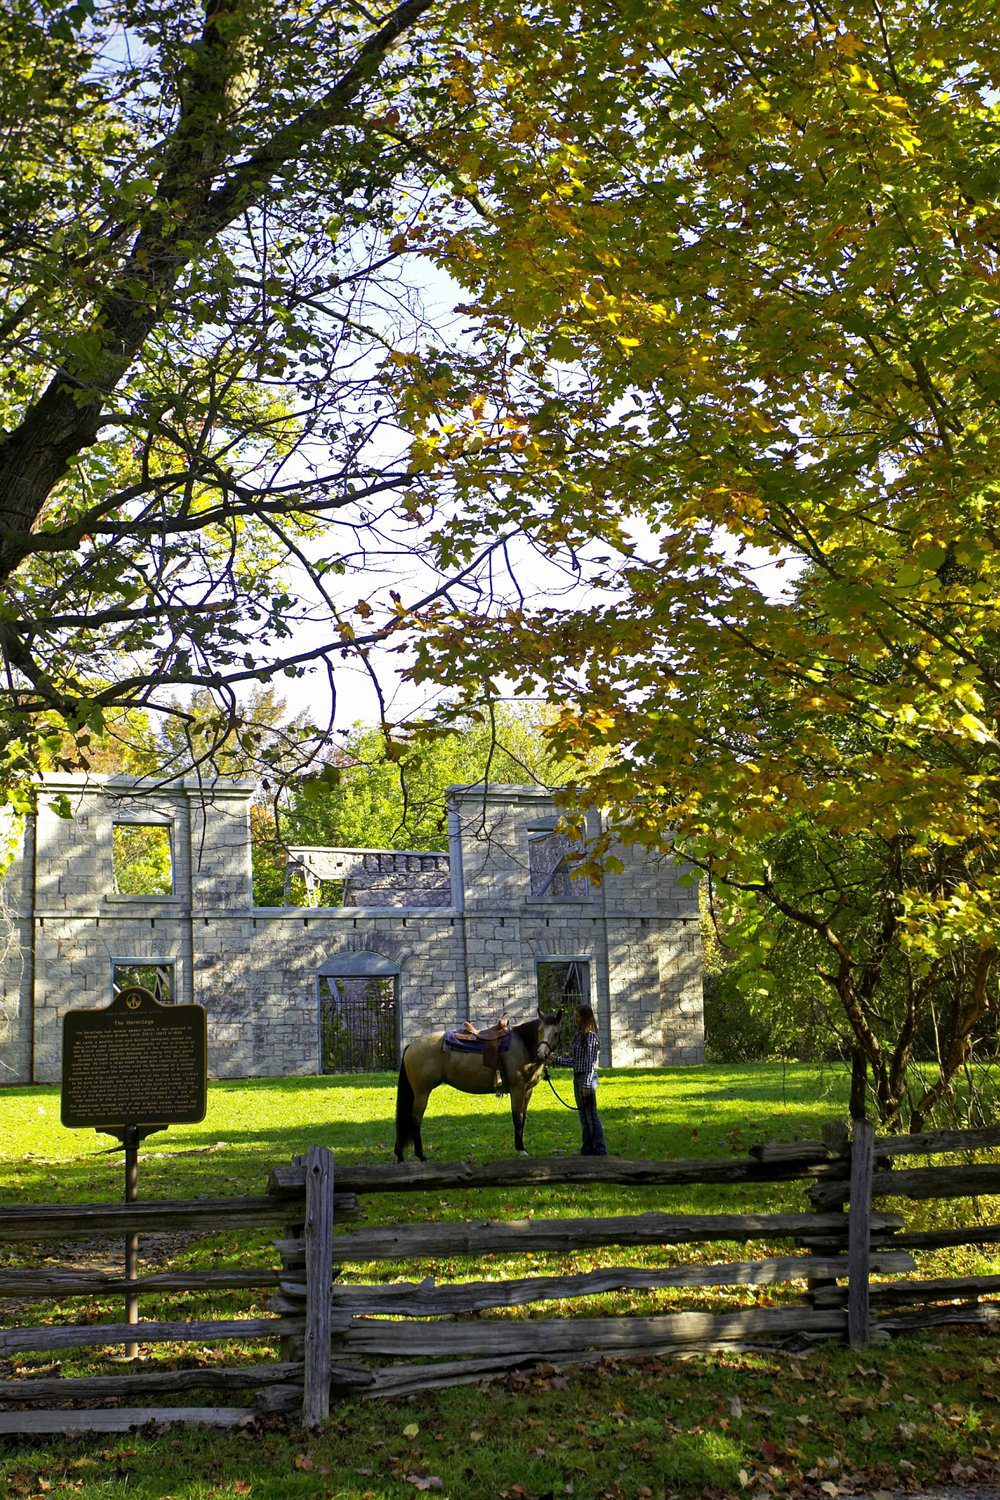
[1,1064,999,1499]
[0,1062,852,1201]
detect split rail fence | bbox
[1,1123,999,1433]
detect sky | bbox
[225,240,800,737]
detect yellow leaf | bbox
[958,712,991,743]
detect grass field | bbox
[1,1064,999,1499]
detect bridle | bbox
[533,1017,560,1065]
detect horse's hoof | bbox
[518,1149,529,1157]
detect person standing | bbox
[556,1003,607,1156]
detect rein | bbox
[530,1022,576,1108]
[541,1065,576,1110]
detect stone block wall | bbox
[450,786,600,914]
[0,818,34,1086]
[195,911,464,1077]
[451,785,703,1068]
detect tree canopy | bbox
[282,703,569,852]
[399,0,1000,1124]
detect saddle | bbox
[443,1022,512,1071]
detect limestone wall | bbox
[0,819,34,1086]
[450,785,703,1068]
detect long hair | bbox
[576,1003,598,1034]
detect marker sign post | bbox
[61,986,208,1355]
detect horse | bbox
[394,1010,563,1161]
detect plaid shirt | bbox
[557,1029,600,1090]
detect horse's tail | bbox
[394,1049,414,1159]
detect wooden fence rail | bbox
[0,1185,312,1434]
[2,1120,998,1429]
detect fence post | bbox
[847,1053,874,1351]
[302,1145,335,1428]
[122,1125,140,1361]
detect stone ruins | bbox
[0,775,704,1082]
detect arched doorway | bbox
[317,952,400,1074]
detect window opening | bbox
[319,975,398,1073]
[287,865,347,908]
[527,827,575,899]
[536,959,590,1054]
[112,823,173,896]
[113,960,175,1004]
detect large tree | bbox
[398,0,1000,1126]
[0,0,583,800]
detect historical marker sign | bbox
[61,986,207,1131]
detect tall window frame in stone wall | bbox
[536,958,591,1057]
[111,820,175,897]
[317,952,400,1074]
[112,958,176,1004]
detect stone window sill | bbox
[104,893,182,905]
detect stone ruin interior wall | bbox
[284,847,451,909]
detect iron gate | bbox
[319,975,398,1073]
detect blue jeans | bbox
[574,1078,607,1155]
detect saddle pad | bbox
[443,1030,512,1054]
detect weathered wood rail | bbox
[2,1123,998,1429]
[0,1160,330,1435]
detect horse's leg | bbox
[394,1052,421,1161]
[395,1051,432,1162]
[510,1082,529,1155]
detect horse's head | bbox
[533,1008,563,1065]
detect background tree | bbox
[701,876,841,1069]
[154,685,314,781]
[154,685,316,904]
[283,702,568,853]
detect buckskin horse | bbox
[393,1011,563,1161]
